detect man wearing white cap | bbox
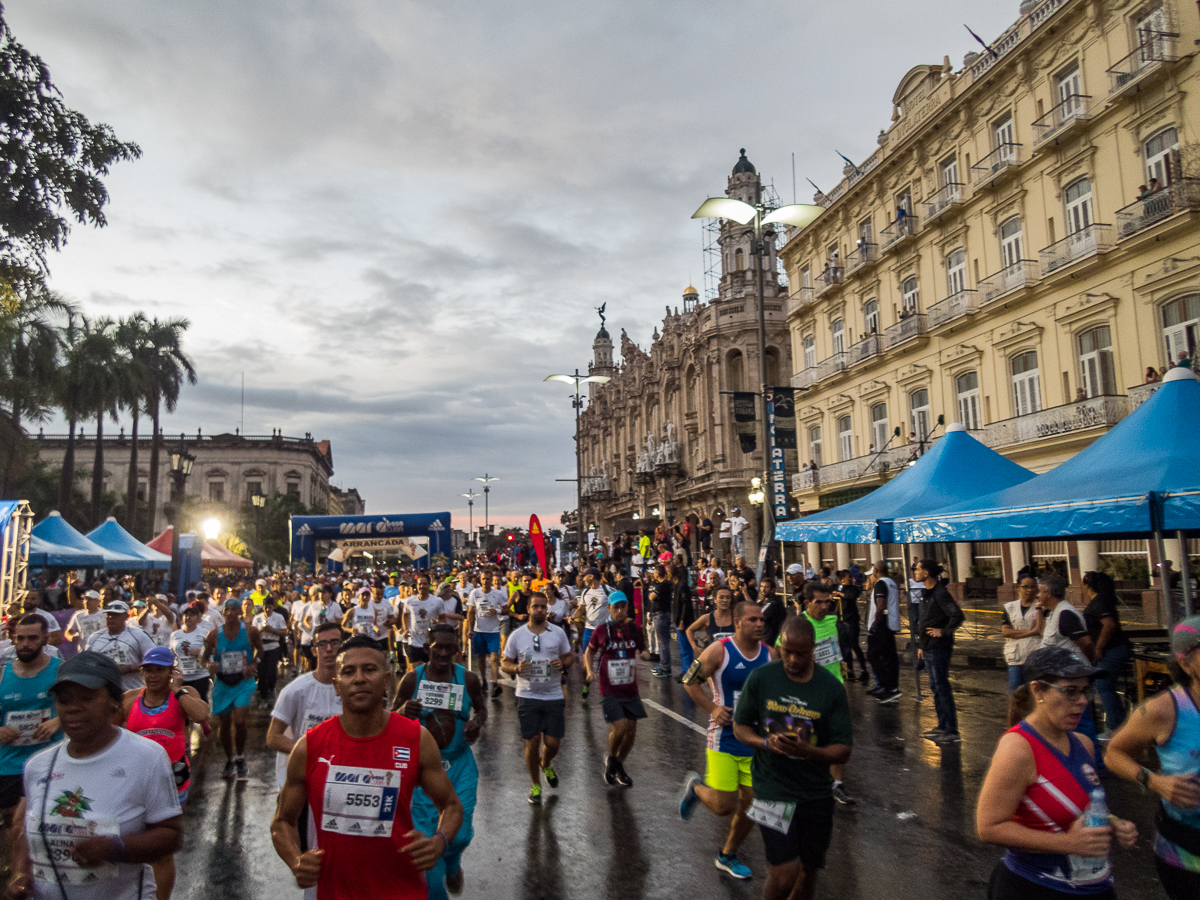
[84,599,158,691]
[65,590,106,655]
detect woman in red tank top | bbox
[122,645,211,900]
[271,636,464,900]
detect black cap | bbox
[1024,646,1105,683]
[50,651,123,694]
[584,567,601,577]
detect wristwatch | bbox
[1136,766,1152,792]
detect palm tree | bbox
[76,318,125,524]
[0,286,75,493]
[54,316,112,518]
[116,314,154,536]
[143,318,195,538]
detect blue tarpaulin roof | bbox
[893,367,1200,543]
[775,423,1036,545]
[86,517,171,570]
[28,534,104,568]
[31,512,143,569]
[0,500,17,546]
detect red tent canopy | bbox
[147,528,254,570]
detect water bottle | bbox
[1084,789,1109,828]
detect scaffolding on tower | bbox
[700,180,790,304]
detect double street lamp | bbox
[544,369,611,565]
[166,441,195,594]
[461,489,477,547]
[691,187,823,572]
[473,474,500,537]
[251,492,266,570]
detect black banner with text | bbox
[733,392,758,453]
[771,387,796,450]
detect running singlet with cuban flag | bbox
[306,712,425,900]
[1004,721,1113,894]
[707,637,771,755]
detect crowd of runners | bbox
[0,555,1195,900]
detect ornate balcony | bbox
[792,469,818,492]
[975,395,1130,450]
[880,215,918,249]
[1108,33,1179,97]
[814,265,844,299]
[979,260,1039,306]
[971,144,1022,188]
[792,368,819,389]
[847,334,881,367]
[791,444,918,494]
[884,313,928,348]
[846,242,879,274]
[927,290,978,327]
[1115,180,1200,239]
[814,352,847,382]
[925,183,965,223]
[1039,223,1113,275]
[1032,95,1091,147]
[788,286,815,316]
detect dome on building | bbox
[684,285,698,296]
[732,148,756,176]
[595,325,611,340]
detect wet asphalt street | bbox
[173,658,1164,900]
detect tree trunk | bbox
[147,396,161,539]
[91,413,104,524]
[58,418,77,516]
[126,406,140,537]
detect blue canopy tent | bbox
[27,534,104,568]
[775,423,1036,545]
[893,367,1200,622]
[31,512,142,570]
[86,517,171,570]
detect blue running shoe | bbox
[715,853,751,880]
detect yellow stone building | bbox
[780,0,1198,595]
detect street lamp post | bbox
[473,474,500,537]
[692,187,824,575]
[544,369,611,566]
[165,441,195,595]
[251,492,266,571]
[461,489,477,547]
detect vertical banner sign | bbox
[529,514,549,577]
[767,391,789,521]
[732,392,758,453]
[771,387,796,450]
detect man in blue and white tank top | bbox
[679,600,771,882]
[202,598,264,781]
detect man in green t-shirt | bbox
[802,583,855,807]
[734,615,852,900]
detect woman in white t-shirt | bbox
[137,595,176,648]
[66,591,107,653]
[170,604,213,704]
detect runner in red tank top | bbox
[272,635,463,900]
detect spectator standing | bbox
[1001,575,1042,691]
[916,559,965,744]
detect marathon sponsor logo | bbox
[295,524,314,536]
[766,698,823,719]
[338,518,405,536]
[336,537,414,553]
[331,769,398,787]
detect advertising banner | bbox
[529,515,549,576]
[289,512,451,570]
[733,391,758,453]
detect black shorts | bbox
[988,861,1116,900]
[759,796,835,869]
[601,695,647,723]
[516,697,566,740]
[0,773,23,810]
[184,677,212,704]
[405,645,429,664]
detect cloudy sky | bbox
[10,0,1018,529]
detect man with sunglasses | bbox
[501,595,574,805]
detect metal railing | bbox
[791,443,921,493]
[1116,180,1200,239]
[847,334,881,366]
[927,289,978,327]
[788,287,814,315]
[884,313,928,348]
[1108,32,1178,95]
[925,183,965,221]
[973,395,1130,450]
[880,215,918,248]
[792,368,819,389]
[814,352,847,381]
[1032,94,1091,145]
[979,260,1039,305]
[971,144,1022,186]
[793,469,818,491]
[1039,223,1114,274]
[814,265,844,298]
[846,242,879,273]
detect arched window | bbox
[831,318,845,354]
[1145,127,1179,185]
[727,351,745,392]
[1011,350,1041,416]
[1161,294,1200,367]
[956,371,981,430]
[838,415,853,461]
[765,347,780,387]
[1000,217,1023,268]
[909,388,930,441]
[871,402,888,449]
[1078,326,1116,397]
[1064,177,1093,234]
[803,335,816,370]
[735,248,745,271]
[685,365,697,413]
[902,276,919,313]
[946,248,966,296]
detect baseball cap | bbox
[51,651,123,694]
[584,567,601,577]
[256,579,267,587]
[84,590,101,600]
[1023,646,1104,683]
[103,599,130,614]
[142,646,176,668]
[132,600,146,608]
[732,507,741,513]
[223,597,241,609]
[1171,616,1200,659]
[607,590,629,606]
[786,564,804,575]
[438,582,456,593]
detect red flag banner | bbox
[529,515,549,577]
